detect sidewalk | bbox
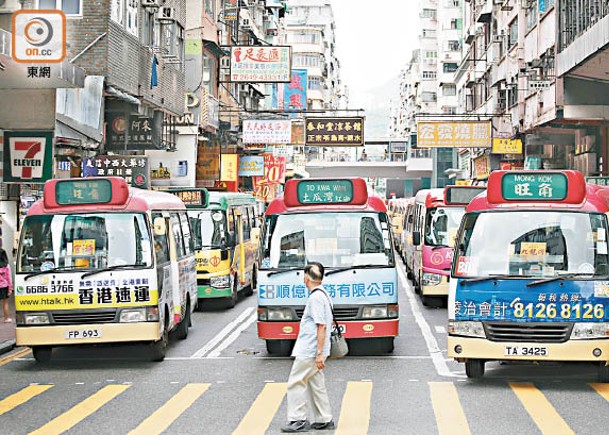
[0,296,16,355]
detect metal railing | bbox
[560,0,609,50]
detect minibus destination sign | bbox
[296,180,353,204]
[169,189,208,207]
[501,173,568,201]
[55,179,113,205]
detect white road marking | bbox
[435,326,447,334]
[165,357,235,361]
[207,311,257,358]
[190,307,255,358]
[397,267,461,378]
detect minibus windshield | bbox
[425,207,465,247]
[454,211,609,278]
[18,213,153,273]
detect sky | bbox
[330,1,420,108]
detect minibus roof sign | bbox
[44,177,130,209]
[444,185,486,205]
[283,178,368,208]
[487,170,586,204]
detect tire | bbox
[244,268,255,297]
[266,339,294,356]
[150,313,169,361]
[174,300,190,340]
[599,363,609,382]
[346,338,394,356]
[422,295,443,308]
[226,275,238,309]
[32,346,52,363]
[465,359,485,378]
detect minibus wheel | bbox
[32,346,52,363]
[174,299,191,340]
[226,275,238,308]
[150,312,169,361]
[598,362,609,382]
[244,268,256,297]
[465,359,485,378]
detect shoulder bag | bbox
[314,288,349,359]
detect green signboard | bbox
[502,173,568,201]
[297,180,353,204]
[3,131,54,183]
[56,179,113,205]
[586,177,609,186]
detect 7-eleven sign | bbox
[4,131,53,183]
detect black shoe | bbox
[281,420,309,433]
[310,420,335,430]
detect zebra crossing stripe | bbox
[510,382,574,435]
[29,385,130,435]
[589,383,609,401]
[429,382,471,435]
[0,385,53,416]
[128,383,210,435]
[232,382,287,435]
[335,381,372,435]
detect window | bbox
[308,76,322,91]
[126,0,139,37]
[448,40,460,51]
[292,53,321,68]
[443,62,458,73]
[421,92,437,102]
[170,214,186,259]
[422,71,436,80]
[424,51,437,59]
[421,8,436,19]
[288,31,320,44]
[422,29,436,38]
[204,0,215,17]
[442,106,458,114]
[38,0,82,15]
[179,213,194,255]
[526,1,538,31]
[111,0,124,24]
[141,9,159,47]
[202,54,216,93]
[442,84,457,96]
[152,213,170,264]
[508,19,518,50]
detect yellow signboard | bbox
[520,242,547,258]
[417,121,491,148]
[220,154,239,182]
[72,239,95,256]
[492,138,523,154]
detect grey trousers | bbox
[286,357,332,423]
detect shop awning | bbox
[106,86,141,106]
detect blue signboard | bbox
[238,155,264,177]
[283,69,308,111]
[258,268,397,306]
[453,279,609,323]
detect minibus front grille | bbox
[52,310,117,325]
[197,278,210,286]
[295,307,360,320]
[484,322,572,343]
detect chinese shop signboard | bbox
[82,155,150,189]
[242,120,292,144]
[305,117,364,146]
[106,114,161,151]
[3,130,53,183]
[283,69,307,111]
[230,46,291,82]
[239,155,264,177]
[220,154,239,182]
[416,121,491,148]
[492,138,523,154]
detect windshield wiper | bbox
[24,266,78,281]
[326,264,388,276]
[459,274,522,284]
[527,273,600,287]
[266,267,302,277]
[81,264,142,279]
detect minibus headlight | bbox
[146,307,160,321]
[266,307,295,321]
[22,313,50,325]
[210,275,230,288]
[362,305,388,319]
[447,320,485,338]
[422,273,442,286]
[570,323,609,339]
[120,308,147,323]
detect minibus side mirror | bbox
[153,217,166,236]
[226,232,236,247]
[413,231,421,246]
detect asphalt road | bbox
[1,261,609,434]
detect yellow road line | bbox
[29,384,130,435]
[510,382,574,435]
[0,385,53,416]
[0,348,32,367]
[335,381,372,435]
[590,383,609,401]
[232,382,286,435]
[429,382,471,435]
[129,383,210,435]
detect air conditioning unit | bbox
[492,34,504,43]
[0,0,21,13]
[238,84,250,93]
[220,57,231,69]
[141,0,162,9]
[520,0,532,8]
[247,0,258,6]
[157,6,175,22]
